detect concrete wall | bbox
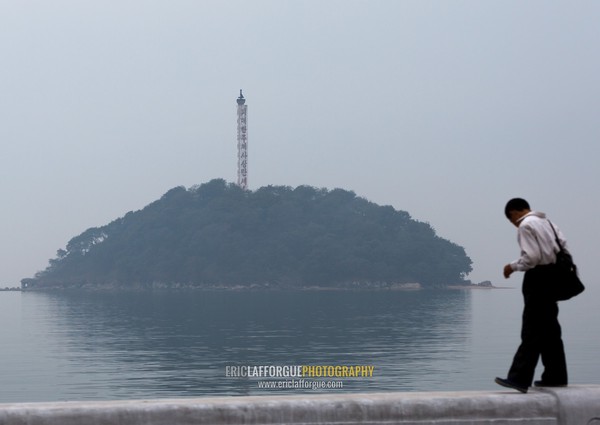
[1,386,599,425]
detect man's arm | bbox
[511,225,541,271]
[504,224,542,278]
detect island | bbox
[21,179,473,290]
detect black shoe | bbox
[534,380,567,388]
[495,377,528,393]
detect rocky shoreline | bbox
[16,280,503,292]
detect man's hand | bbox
[503,264,514,279]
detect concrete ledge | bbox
[1,386,599,425]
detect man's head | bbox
[504,198,531,227]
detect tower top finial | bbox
[237,89,245,105]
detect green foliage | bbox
[22,180,472,289]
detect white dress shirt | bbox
[510,211,569,272]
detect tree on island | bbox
[22,179,472,290]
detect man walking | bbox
[495,198,569,393]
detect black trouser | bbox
[507,265,568,387]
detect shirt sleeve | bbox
[510,225,542,271]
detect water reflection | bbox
[10,289,471,400]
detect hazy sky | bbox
[1,1,599,288]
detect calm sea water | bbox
[0,287,598,403]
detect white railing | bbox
[1,385,599,425]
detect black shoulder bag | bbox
[548,220,585,301]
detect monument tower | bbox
[236,90,248,189]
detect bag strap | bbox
[548,219,578,270]
[548,219,579,276]
[547,219,564,252]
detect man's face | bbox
[507,209,528,227]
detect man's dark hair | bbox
[505,198,530,219]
